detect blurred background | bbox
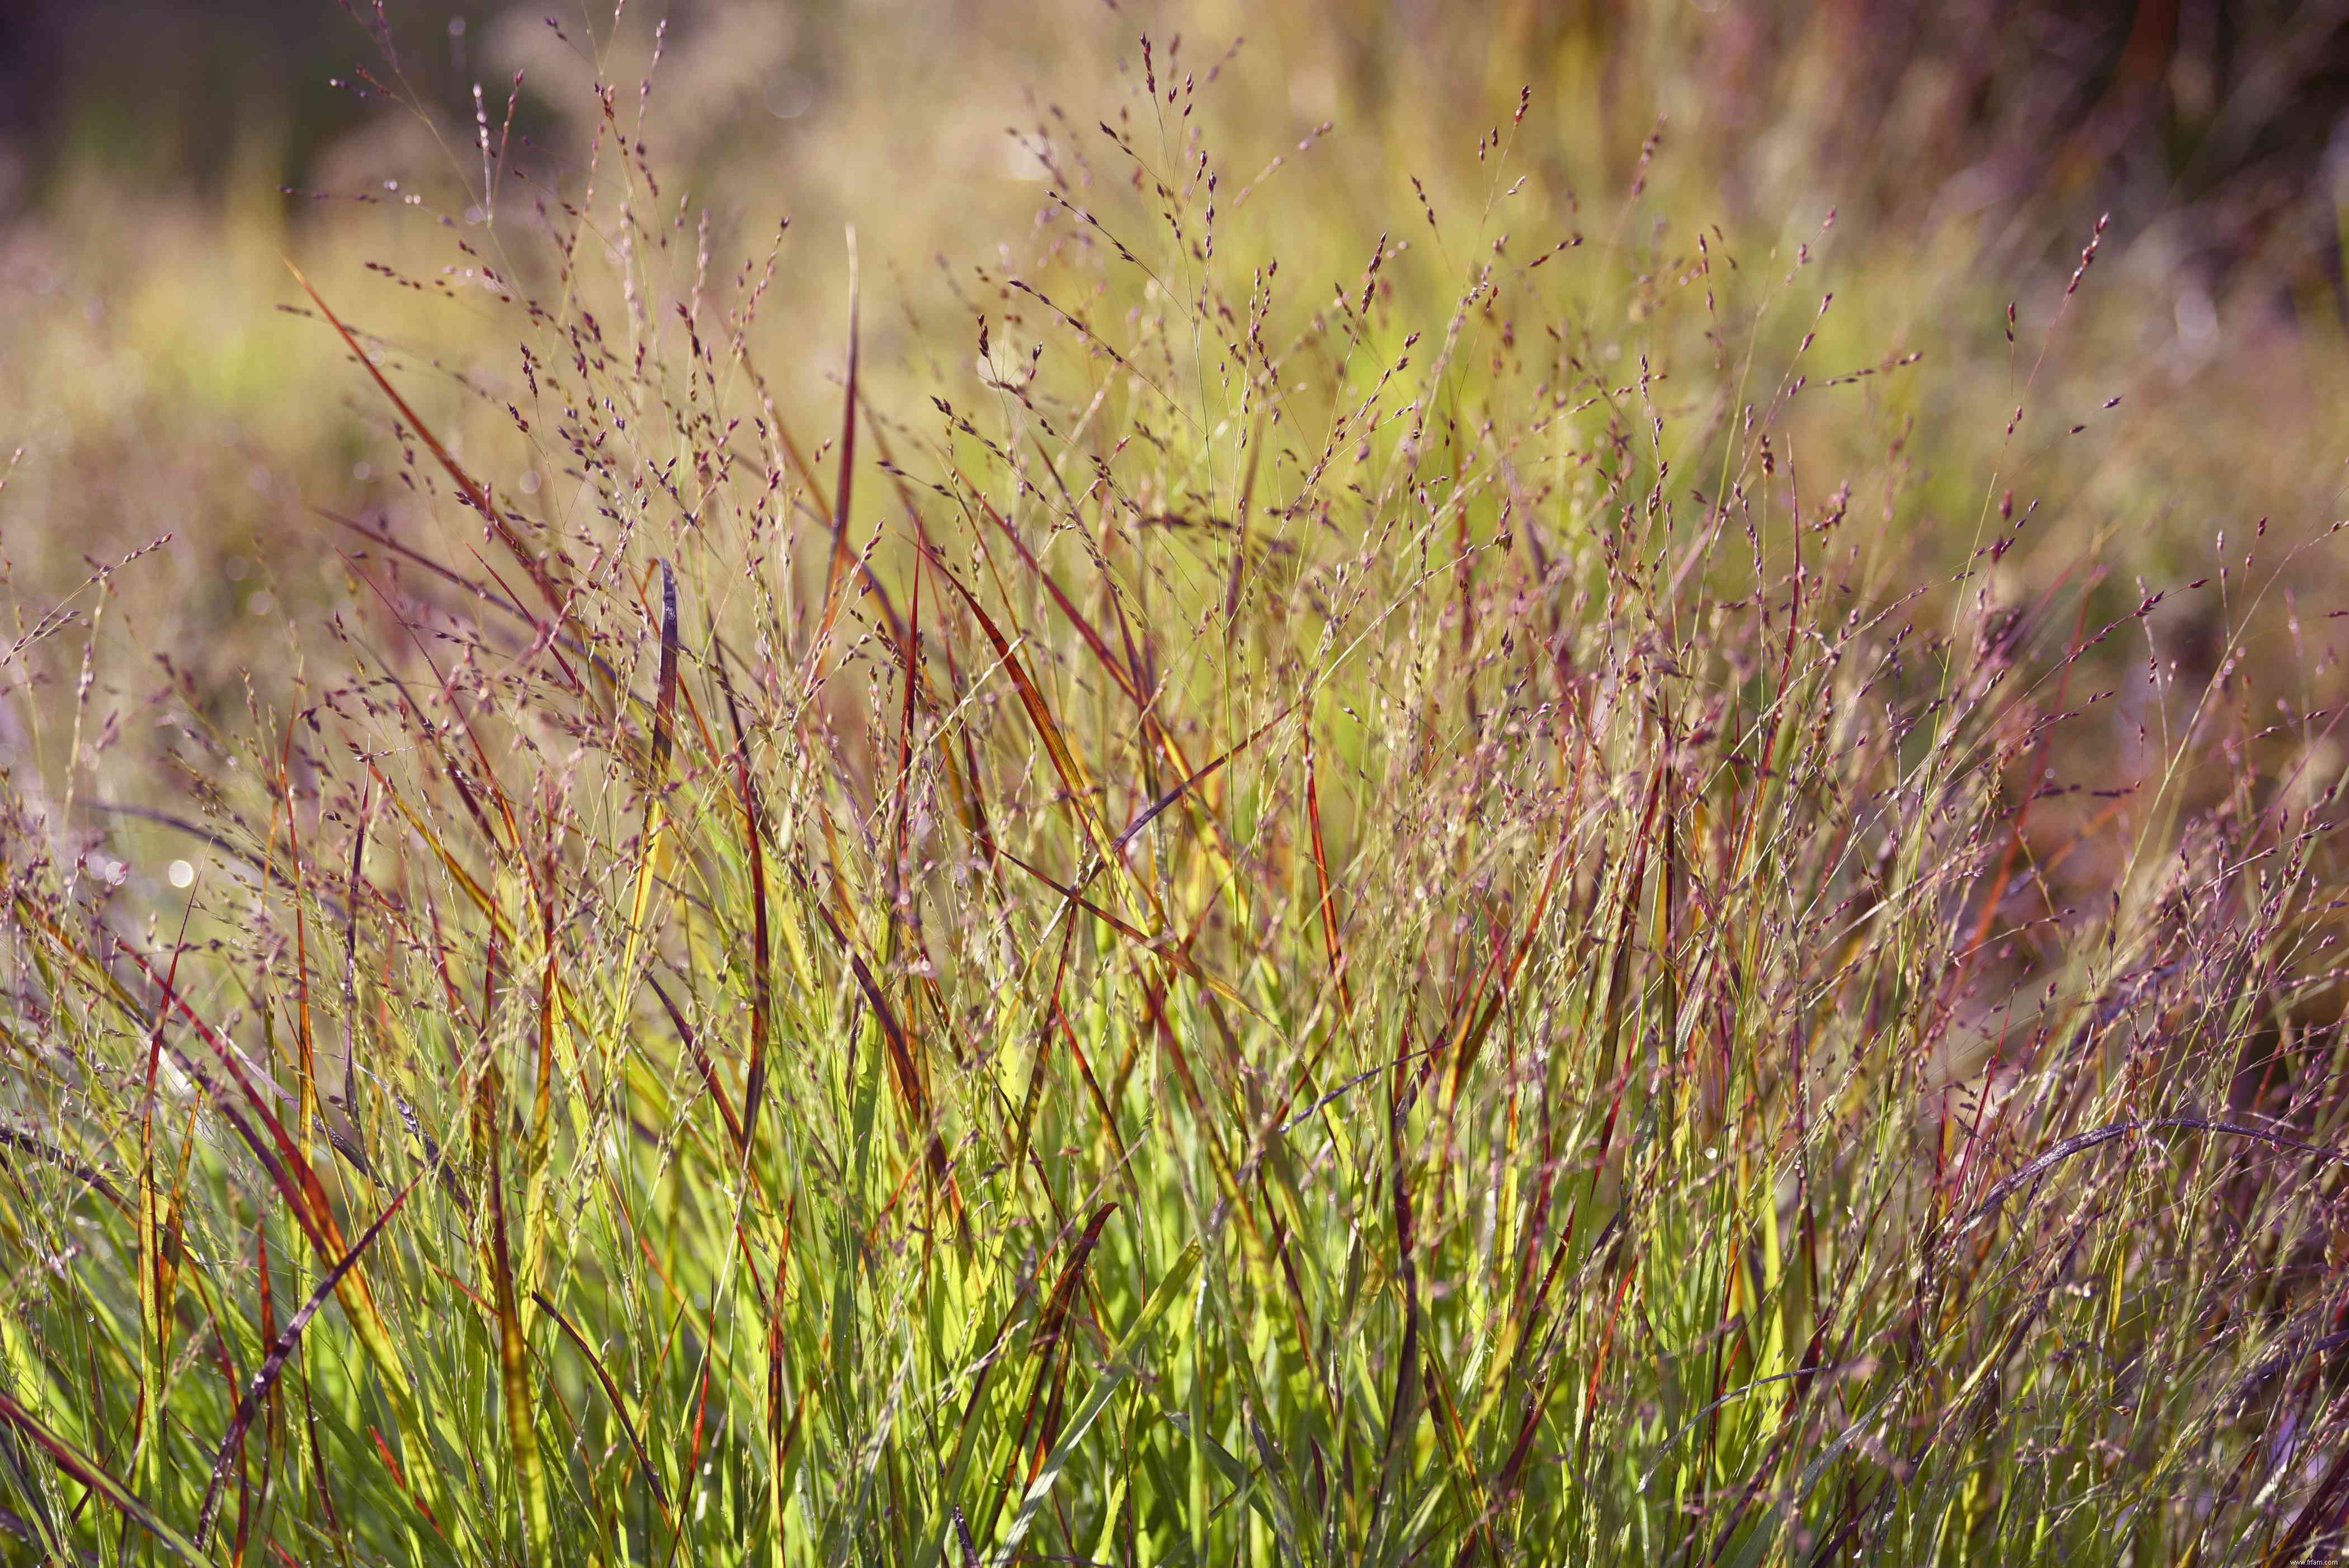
[4,0,2349,769]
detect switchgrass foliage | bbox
[6,17,2349,1568]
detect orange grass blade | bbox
[285,259,570,621]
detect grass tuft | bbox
[7,10,2349,1566]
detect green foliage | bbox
[6,10,2349,1567]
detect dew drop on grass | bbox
[167,860,194,889]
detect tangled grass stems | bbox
[5,15,2349,1567]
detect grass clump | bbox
[5,15,2349,1567]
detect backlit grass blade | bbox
[806,232,865,678]
[996,1238,1201,1560]
[476,1061,552,1561]
[0,1393,211,1568]
[284,259,577,629]
[532,1290,673,1527]
[915,542,1161,929]
[194,1175,421,1547]
[609,559,681,1062]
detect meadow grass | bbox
[5,11,2349,1566]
